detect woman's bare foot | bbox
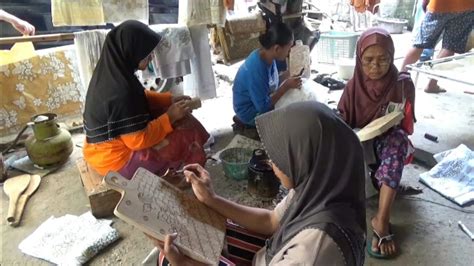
[371,216,396,256]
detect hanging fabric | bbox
[183,25,217,100]
[0,45,84,137]
[149,24,195,79]
[178,0,226,27]
[74,29,109,90]
[51,0,105,26]
[51,0,148,26]
[102,0,148,25]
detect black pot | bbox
[247,149,280,199]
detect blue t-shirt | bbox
[233,49,279,125]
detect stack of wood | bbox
[212,13,266,64]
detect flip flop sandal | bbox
[397,184,423,195]
[424,85,447,94]
[324,77,346,91]
[367,229,395,259]
[313,73,331,84]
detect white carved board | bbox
[357,111,404,142]
[104,168,226,265]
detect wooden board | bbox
[76,158,121,218]
[104,168,226,265]
[357,111,404,142]
[185,97,202,110]
[10,174,41,226]
[4,174,31,223]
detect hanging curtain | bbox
[51,0,148,26]
[149,24,195,79]
[74,30,109,90]
[0,46,84,137]
[183,25,217,100]
[51,0,104,26]
[178,0,226,27]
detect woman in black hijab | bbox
[152,101,366,265]
[83,20,210,183]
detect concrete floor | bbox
[1,32,473,265]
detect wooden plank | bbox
[216,27,230,64]
[356,111,404,142]
[76,158,121,218]
[0,33,75,45]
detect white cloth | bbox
[419,144,474,206]
[183,25,217,100]
[275,79,329,109]
[178,0,226,27]
[19,212,119,265]
[74,29,109,90]
[149,24,195,79]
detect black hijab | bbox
[255,101,366,265]
[83,20,161,143]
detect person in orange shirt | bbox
[401,0,474,93]
[83,20,210,185]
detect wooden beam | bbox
[0,33,75,45]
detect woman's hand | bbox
[283,76,302,89]
[148,233,204,266]
[167,100,190,124]
[183,164,216,205]
[172,95,192,103]
[12,17,35,36]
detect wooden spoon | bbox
[9,174,41,227]
[4,174,31,223]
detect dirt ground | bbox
[1,32,473,265]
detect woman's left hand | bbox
[172,95,192,103]
[12,18,35,36]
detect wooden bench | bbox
[76,158,121,218]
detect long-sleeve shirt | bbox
[83,90,173,176]
[253,190,345,265]
[233,49,279,125]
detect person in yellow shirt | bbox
[83,20,210,185]
[401,0,474,93]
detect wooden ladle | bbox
[4,174,31,223]
[9,174,41,226]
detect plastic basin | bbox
[219,147,253,180]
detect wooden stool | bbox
[76,158,121,218]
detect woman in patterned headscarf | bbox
[338,27,416,259]
[153,101,366,265]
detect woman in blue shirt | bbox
[233,22,302,128]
